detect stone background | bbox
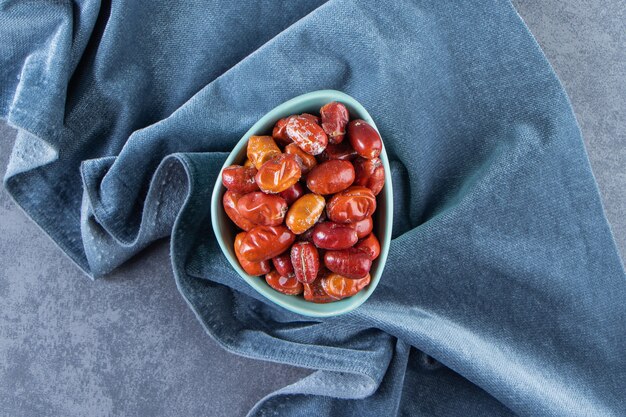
[1,2,624,416]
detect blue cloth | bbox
[2,0,625,415]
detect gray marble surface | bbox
[0,2,624,416]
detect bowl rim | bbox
[210,89,393,317]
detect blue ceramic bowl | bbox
[211,90,393,317]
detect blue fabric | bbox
[1,0,624,415]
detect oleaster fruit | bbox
[222,102,385,303]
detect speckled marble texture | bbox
[0,2,624,416]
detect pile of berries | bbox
[222,102,385,303]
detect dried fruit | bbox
[234,232,271,276]
[300,113,321,124]
[326,186,376,223]
[323,248,372,279]
[273,114,320,146]
[222,165,259,194]
[286,115,328,155]
[319,141,358,161]
[223,191,256,231]
[247,136,282,169]
[353,157,385,195]
[285,143,318,174]
[306,160,355,195]
[303,272,338,303]
[347,119,382,159]
[223,102,385,303]
[266,270,303,295]
[255,153,301,193]
[352,217,373,239]
[237,192,287,226]
[272,117,292,146]
[291,242,320,283]
[272,252,295,277]
[239,225,296,262]
[321,273,370,299]
[311,222,358,250]
[278,182,305,205]
[320,102,349,144]
[355,233,380,260]
[285,193,325,234]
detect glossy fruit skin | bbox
[224,103,386,304]
[306,160,355,195]
[272,252,295,277]
[237,192,287,227]
[255,153,301,194]
[319,141,358,161]
[324,248,372,279]
[285,143,318,174]
[355,233,380,260]
[300,113,321,124]
[273,114,320,146]
[272,117,292,146]
[291,242,320,283]
[311,222,358,250]
[239,225,296,262]
[247,136,282,169]
[326,186,376,224]
[223,191,256,231]
[222,165,259,194]
[265,270,303,295]
[353,157,385,195]
[347,119,382,159]
[278,182,305,205]
[352,216,373,239]
[286,115,328,155]
[322,273,370,299]
[285,193,325,234]
[320,102,349,144]
[303,272,338,303]
[234,232,271,276]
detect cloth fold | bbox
[1,0,624,415]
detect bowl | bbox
[211,90,393,317]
